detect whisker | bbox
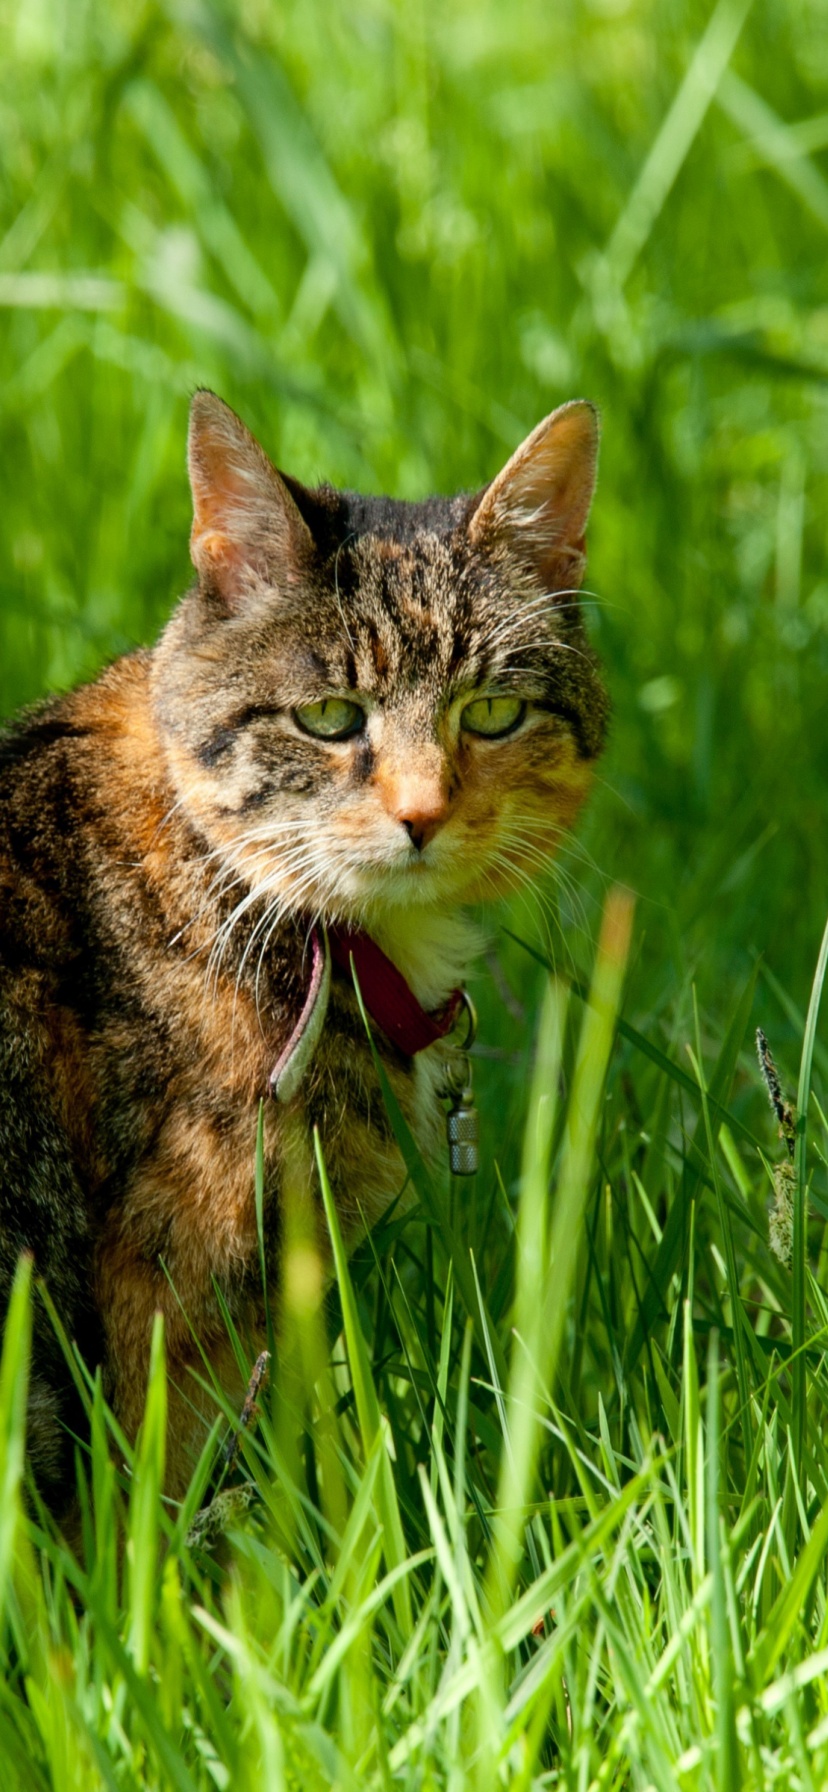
[498,816,604,883]
[493,822,600,951]
[479,584,610,635]
[483,849,570,965]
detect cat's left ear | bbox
[467,400,599,593]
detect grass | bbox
[3,0,828,1782]
[4,903,828,1787]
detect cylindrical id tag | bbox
[446,1084,479,1176]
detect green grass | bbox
[3,0,828,1782]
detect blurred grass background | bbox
[2,0,827,1040]
[4,3,828,1783]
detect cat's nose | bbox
[401,815,442,852]
[380,769,450,850]
[395,795,449,851]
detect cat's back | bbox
[0,652,215,1018]
[1,652,162,909]
[0,648,284,1222]
[0,651,201,1220]
[0,666,168,1503]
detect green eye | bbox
[293,698,365,740]
[461,696,526,739]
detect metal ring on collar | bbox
[454,988,478,1052]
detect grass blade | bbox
[603,0,754,286]
[628,964,757,1369]
[349,958,508,1384]
[707,1331,740,1789]
[0,1254,32,1627]
[314,1127,412,1633]
[488,888,633,1614]
[127,1312,166,1675]
[792,910,828,1471]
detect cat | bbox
[0,391,607,1512]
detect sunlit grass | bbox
[0,889,827,1786]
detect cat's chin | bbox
[331,858,472,918]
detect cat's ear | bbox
[467,400,599,593]
[187,391,313,606]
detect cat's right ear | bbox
[467,400,599,594]
[187,391,313,607]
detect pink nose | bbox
[399,811,444,852]
[377,764,451,851]
[383,774,450,851]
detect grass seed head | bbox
[769,1160,795,1266]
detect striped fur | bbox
[0,392,607,1509]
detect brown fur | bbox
[0,393,608,1509]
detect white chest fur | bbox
[369,907,483,1011]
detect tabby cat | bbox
[0,392,607,1511]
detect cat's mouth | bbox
[337,855,454,906]
[225,808,560,925]
[275,831,469,917]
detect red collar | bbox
[269,920,463,1103]
[328,921,462,1056]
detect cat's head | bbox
[152,392,607,926]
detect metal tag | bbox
[446,1083,479,1176]
[444,989,479,1175]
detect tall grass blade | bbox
[689,993,754,1462]
[486,973,567,1608]
[349,959,508,1383]
[707,1331,740,1788]
[628,965,757,1368]
[792,909,828,1471]
[0,1254,32,1626]
[127,1311,166,1675]
[504,928,760,1151]
[488,888,633,1614]
[314,1127,412,1633]
[602,0,754,287]
[718,71,828,232]
[191,3,395,375]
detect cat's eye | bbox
[460,696,526,739]
[293,698,365,740]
